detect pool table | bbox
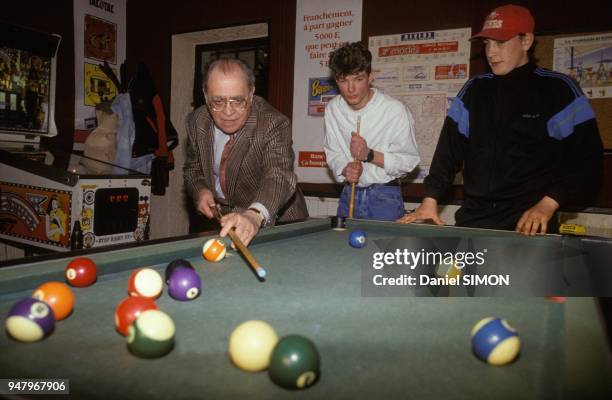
[1,218,611,399]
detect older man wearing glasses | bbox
[184,58,308,246]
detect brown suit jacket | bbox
[184,96,308,225]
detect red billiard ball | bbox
[32,281,75,321]
[65,257,97,287]
[114,296,158,336]
[128,268,163,299]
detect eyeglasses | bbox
[206,96,250,112]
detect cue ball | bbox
[269,335,321,389]
[5,298,56,342]
[115,296,158,336]
[32,281,75,321]
[127,309,175,358]
[348,230,367,248]
[65,257,97,287]
[202,238,226,262]
[167,267,202,301]
[228,320,278,372]
[128,268,163,299]
[471,317,521,366]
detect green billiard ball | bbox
[127,310,175,358]
[268,335,320,389]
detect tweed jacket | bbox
[184,96,308,225]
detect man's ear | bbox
[521,33,535,51]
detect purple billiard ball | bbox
[167,268,201,301]
[5,298,56,342]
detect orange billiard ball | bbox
[32,281,75,321]
[65,257,97,287]
[202,238,226,262]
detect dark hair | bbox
[202,58,255,94]
[329,42,372,80]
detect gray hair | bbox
[202,58,255,94]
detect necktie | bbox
[219,135,236,197]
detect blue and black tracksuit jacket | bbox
[424,62,603,230]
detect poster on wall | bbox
[73,0,126,151]
[553,32,612,99]
[369,28,471,180]
[293,0,362,183]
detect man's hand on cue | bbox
[196,188,216,219]
[219,210,261,247]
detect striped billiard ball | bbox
[128,268,163,299]
[471,317,521,366]
[5,298,56,342]
[269,335,320,389]
[127,309,175,358]
[202,238,226,262]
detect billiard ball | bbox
[228,320,278,372]
[32,281,75,321]
[128,268,163,299]
[5,298,56,342]
[348,230,367,248]
[127,309,175,358]
[165,258,195,282]
[115,296,158,336]
[471,317,521,366]
[167,268,201,301]
[65,257,97,287]
[202,238,226,262]
[269,335,321,389]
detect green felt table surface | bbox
[0,219,610,399]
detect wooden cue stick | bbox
[213,205,267,279]
[348,116,361,218]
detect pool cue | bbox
[213,205,267,280]
[348,116,361,218]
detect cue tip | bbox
[256,267,267,279]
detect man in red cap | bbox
[399,4,603,235]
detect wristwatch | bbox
[247,207,266,228]
[364,149,374,163]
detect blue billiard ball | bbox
[348,230,367,248]
[471,317,521,366]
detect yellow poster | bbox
[83,62,117,106]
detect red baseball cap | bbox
[471,4,535,41]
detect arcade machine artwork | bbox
[0,162,150,251]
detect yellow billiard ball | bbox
[228,320,278,372]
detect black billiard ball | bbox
[165,259,195,282]
[268,335,320,389]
